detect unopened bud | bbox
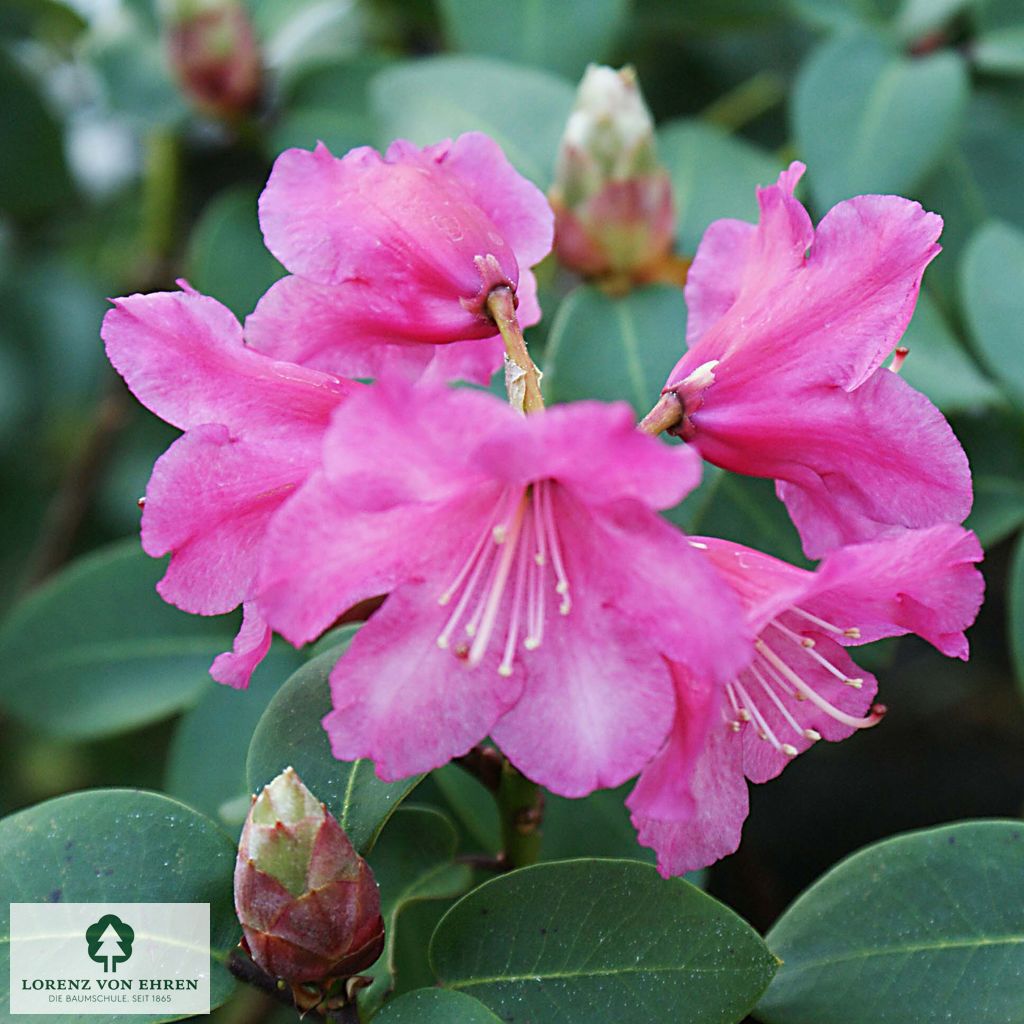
[164,0,262,120]
[234,768,384,986]
[550,65,676,287]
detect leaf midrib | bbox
[777,933,1024,977]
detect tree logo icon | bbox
[85,914,135,973]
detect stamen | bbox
[498,509,532,677]
[756,639,884,731]
[438,490,511,607]
[770,619,815,649]
[539,481,572,615]
[734,679,796,756]
[889,346,909,373]
[791,606,860,639]
[524,497,546,650]
[750,663,808,746]
[467,493,527,667]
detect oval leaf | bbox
[431,858,777,1024]
[437,0,627,80]
[758,820,1024,1024]
[371,56,575,186]
[658,118,781,255]
[543,283,686,413]
[793,30,967,211]
[245,638,422,854]
[0,789,239,1021]
[0,539,235,740]
[373,988,502,1024]
[165,642,304,828]
[961,219,1024,404]
[363,806,473,1014]
[185,186,285,320]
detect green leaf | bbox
[363,806,473,1014]
[543,783,655,864]
[958,408,1024,547]
[793,30,967,211]
[267,54,388,158]
[757,820,1024,1024]
[245,640,422,854]
[0,539,235,740]
[1009,534,1024,697]
[432,763,501,852]
[920,87,1024,296]
[898,289,1001,413]
[372,988,502,1024]
[658,118,781,255]
[0,789,239,1021]
[960,220,1024,404]
[436,0,627,80]
[0,51,72,218]
[431,859,777,1023]
[371,56,575,186]
[974,27,1024,76]
[185,186,285,320]
[165,643,304,828]
[543,283,685,414]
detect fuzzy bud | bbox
[551,65,676,287]
[234,768,384,985]
[164,0,262,120]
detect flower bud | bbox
[234,768,384,985]
[550,65,677,288]
[164,0,262,120]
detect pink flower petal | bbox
[258,141,517,314]
[142,424,314,615]
[630,725,748,878]
[259,472,502,646]
[210,602,273,690]
[102,289,352,437]
[322,584,520,780]
[489,576,676,796]
[441,132,554,267]
[245,275,502,384]
[738,626,878,784]
[625,664,720,822]
[770,369,972,558]
[806,524,984,659]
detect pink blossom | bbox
[101,285,358,689]
[627,524,984,875]
[246,133,553,385]
[258,381,749,797]
[662,162,971,558]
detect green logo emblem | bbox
[85,914,135,973]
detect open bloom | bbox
[258,381,749,797]
[246,132,553,385]
[101,284,358,688]
[661,162,971,558]
[628,524,984,876]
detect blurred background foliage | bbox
[1,0,1023,1014]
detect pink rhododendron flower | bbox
[101,285,358,689]
[246,132,553,385]
[628,524,984,876]
[660,162,971,558]
[258,381,750,797]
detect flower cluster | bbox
[103,81,982,875]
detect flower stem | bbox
[637,391,683,436]
[497,759,544,869]
[486,286,545,414]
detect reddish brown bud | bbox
[165,1,262,120]
[234,768,384,985]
